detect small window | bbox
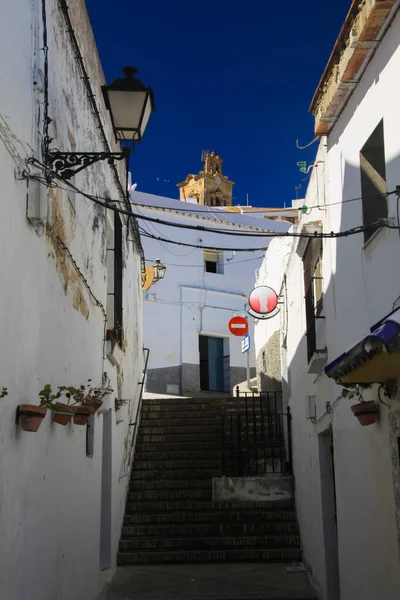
[303,240,323,362]
[205,260,217,273]
[204,250,223,274]
[360,120,387,242]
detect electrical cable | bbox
[27,158,394,214]
[52,0,144,266]
[135,206,194,257]
[26,162,400,244]
[144,255,265,268]
[296,137,319,149]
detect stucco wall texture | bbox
[0,1,144,599]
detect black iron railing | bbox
[119,347,150,479]
[220,389,292,476]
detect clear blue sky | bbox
[86,0,350,207]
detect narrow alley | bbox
[102,394,315,600]
[1,1,400,600]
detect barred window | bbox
[303,239,323,362]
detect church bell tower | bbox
[177,151,234,207]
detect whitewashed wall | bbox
[0,1,143,599]
[281,12,400,600]
[253,236,293,392]
[132,191,291,395]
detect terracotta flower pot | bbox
[85,397,103,414]
[351,401,379,426]
[52,402,76,426]
[18,405,48,432]
[73,406,91,425]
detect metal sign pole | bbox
[246,346,251,391]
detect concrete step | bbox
[119,534,301,552]
[140,411,221,421]
[123,508,298,526]
[136,441,222,452]
[131,467,218,479]
[136,434,283,446]
[142,398,225,407]
[125,499,294,513]
[140,418,221,427]
[132,458,220,469]
[139,425,221,435]
[139,422,282,434]
[137,433,221,444]
[130,478,212,491]
[134,450,221,461]
[121,521,299,538]
[117,547,302,565]
[128,489,212,502]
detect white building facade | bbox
[255,3,400,599]
[0,1,145,599]
[131,191,291,397]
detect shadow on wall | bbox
[281,149,400,600]
[257,330,283,393]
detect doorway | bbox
[199,335,227,392]
[100,411,112,570]
[318,429,340,600]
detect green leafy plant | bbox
[115,397,129,411]
[39,378,113,410]
[38,384,63,408]
[1,387,8,398]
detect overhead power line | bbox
[26,161,400,245]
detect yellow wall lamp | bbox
[142,259,167,292]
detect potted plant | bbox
[341,385,380,427]
[17,404,48,432]
[73,405,91,425]
[17,382,48,433]
[115,397,129,424]
[96,377,114,415]
[39,384,76,426]
[351,400,379,426]
[65,379,114,422]
[1,386,8,398]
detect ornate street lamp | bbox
[102,66,155,143]
[46,66,155,179]
[152,259,166,283]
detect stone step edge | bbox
[117,548,303,563]
[120,535,300,545]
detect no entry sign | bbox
[248,286,279,320]
[228,316,248,336]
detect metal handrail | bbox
[220,389,292,476]
[119,347,150,479]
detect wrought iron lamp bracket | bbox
[46,148,130,179]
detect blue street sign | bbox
[241,335,250,354]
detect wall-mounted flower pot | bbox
[351,401,379,426]
[73,406,91,426]
[52,402,75,426]
[97,393,113,415]
[17,405,48,432]
[115,402,128,424]
[85,397,103,414]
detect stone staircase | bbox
[117,396,301,565]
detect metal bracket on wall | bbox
[46,149,129,179]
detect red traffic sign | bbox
[228,316,248,336]
[248,286,279,320]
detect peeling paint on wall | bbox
[46,188,89,319]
